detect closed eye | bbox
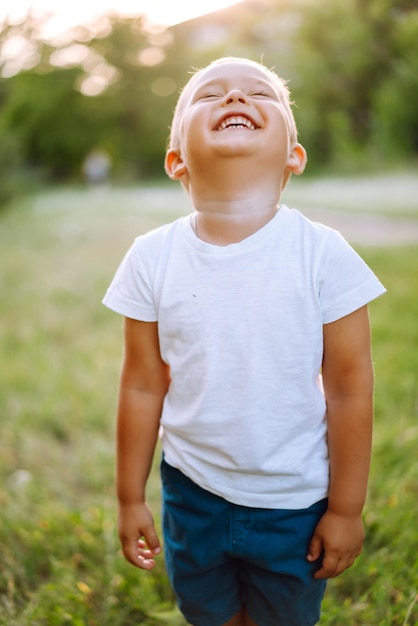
[251,91,276,99]
[195,93,221,101]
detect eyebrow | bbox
[194,79,222,92]
[194,76,276,94]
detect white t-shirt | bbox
[103,206,386,509]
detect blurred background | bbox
[0,0,417,203]
[1,2,417,625]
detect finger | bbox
[307,533,323,562]
[123,548,155,570]
[334,553,358,576]
[138,539,156,557]
[138,539,161,561]
[121,539,144,568]
[336,545,364,574]
[314,553,340,579]
[122,539,157,570]
[142,526,162,556]
[137,551,158,570]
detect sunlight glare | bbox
[0,0,244,33]
[142,0,243,26]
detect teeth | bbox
[217,115,256,131]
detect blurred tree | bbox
[0,126,22,207]
[0,14,177,183]
[292,0,418,170]
[0,0,416,196]
[373,7,418,157]
[1,68,99,179]
[91,19,179,177]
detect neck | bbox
[188,163,283,245]
[192,201,280,246]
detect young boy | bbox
[103,57,386,626]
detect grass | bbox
[0,182,417,625]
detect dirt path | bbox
[282,173,418,246]
[142,176,418,246]
[33,175,418,247]
[293,206,418,246]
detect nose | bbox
[223,89,247,105]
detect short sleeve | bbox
[102,239,157,321]
[319,230,386,324]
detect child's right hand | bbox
[118,501,162,570]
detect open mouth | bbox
[216,115,257,131]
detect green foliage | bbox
[0,181,417,624]
[0,126,23,208]
[373,10,418,157]
[292,0,418,170]
[1,69,98,179]
[0,0,417,196]
[0,188,181,625]
[319,244,418,624]
[0,81,24,206]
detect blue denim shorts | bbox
[161,459,327,626]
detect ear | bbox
[165,149,188,180]
[286,143,307,176]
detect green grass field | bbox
[0,183,417,625]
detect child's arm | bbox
[116,317,170,571]
[307,305,374,579]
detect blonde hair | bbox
[167,57,299,154]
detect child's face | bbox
[169,60,299,185]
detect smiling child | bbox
[103,57,385,626]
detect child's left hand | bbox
[306,509,364,579]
